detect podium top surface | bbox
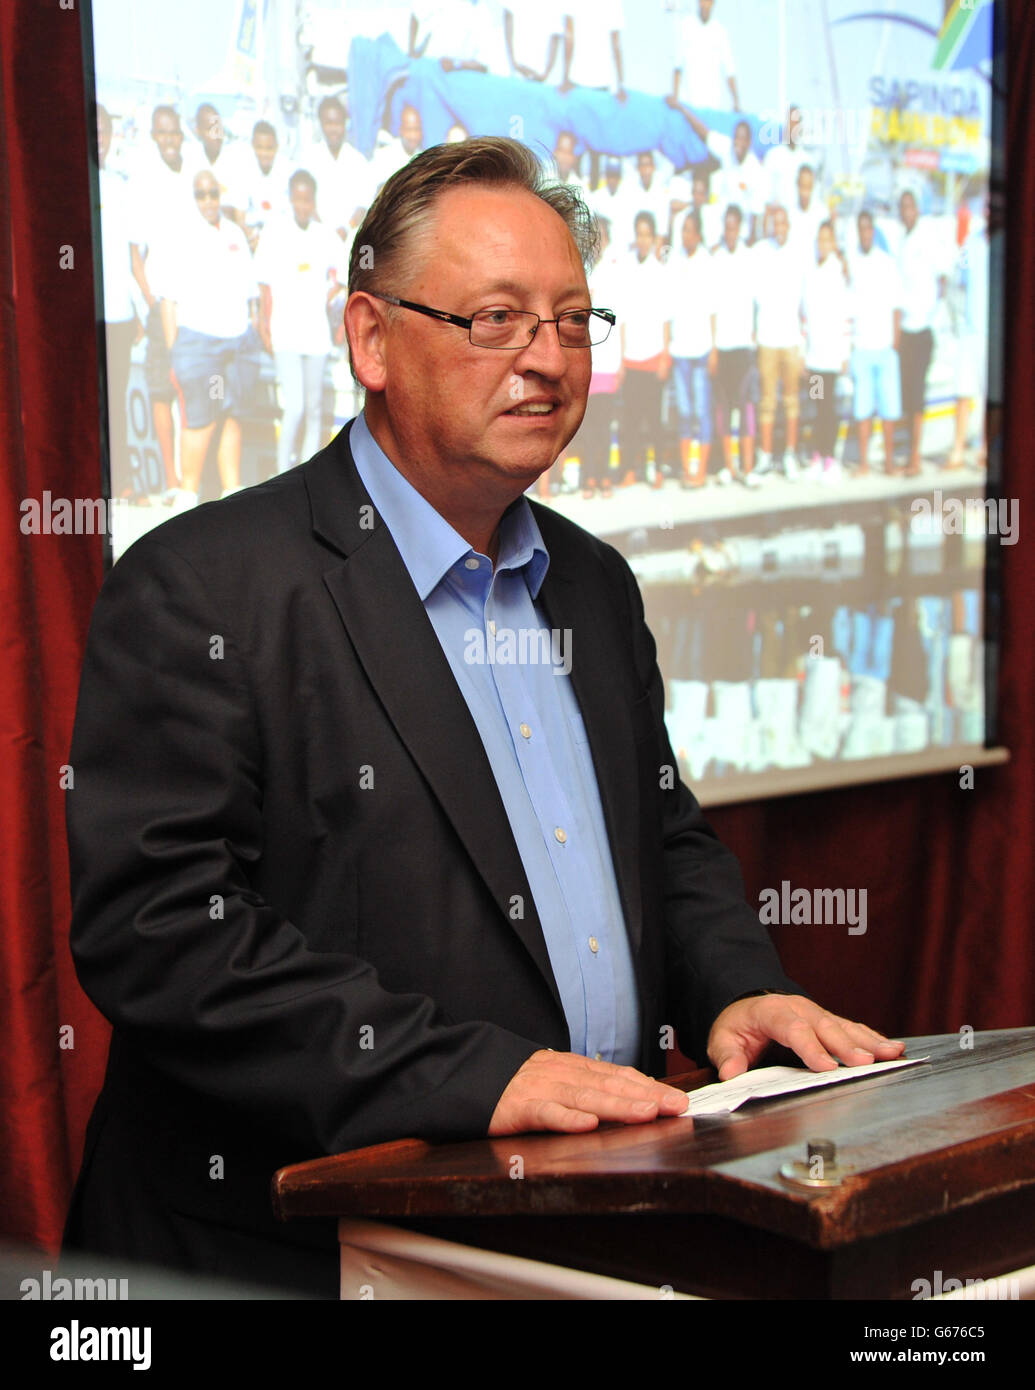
[272,1028,1035,1249]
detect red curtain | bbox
[0,1,110,1252]
[1,1,1032,1257]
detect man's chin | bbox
[476,449,563,500]
[495,412,581,456]
[498,455,560,491]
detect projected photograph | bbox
[86,0,1001,801]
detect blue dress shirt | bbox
[349,411,640,1064]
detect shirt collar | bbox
[348,410,550,601]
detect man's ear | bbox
[344,293,389,392]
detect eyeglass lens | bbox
[469,310,605,348]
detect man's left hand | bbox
[707,994,905,1081]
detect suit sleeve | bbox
[611,548,804,1065]
[66,535,541,1156]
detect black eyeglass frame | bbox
[365,290,616,348]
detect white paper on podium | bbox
[681,1055,930,1116]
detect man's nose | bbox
[513,319,568,377]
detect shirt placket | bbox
[485,563,619,1062]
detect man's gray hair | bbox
[348,135,599,298]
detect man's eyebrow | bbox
[467,280,590,304]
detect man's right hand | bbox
[488,1050,688,1135]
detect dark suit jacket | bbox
[63,420,797,1295]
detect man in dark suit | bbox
[63,138,902,1298]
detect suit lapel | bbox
[304,424,565,1019]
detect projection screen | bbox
[80,0,1007,804]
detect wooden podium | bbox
[273,1028,1035,1299]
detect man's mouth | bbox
[505,402,557,416]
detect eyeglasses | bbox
[194,188,220,201]
[366,291,615,349]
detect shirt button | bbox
[554,827,567,844]
[464,557,479,570]
[488,620,497,634]
[589,936,599,953]
[519,722,531,739]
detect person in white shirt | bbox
[503,7,563,82]
[786,164,829,267]
[551,130,590,198]
[193,104,242,220]
[669,102,762,242]
[668,0,740,112]
[763,105,809,234]
[588,160,634,254]
[562,0,626,100]
[306,96,372,241]
[896,190,948,475]
[234,122,293,247]
[255,169,348,475]
[752,206,806,478]
[710,204,761,486]
[667,212,717,487]
[415,0,498,73]
[801,221,851,481]
[129,105,201,498]
[97,105,142,501]
[671,169,723,250]
[574,214,623,497]
[369,104,425,197]
[152,169,262,506]
[617,212,671,486]
[950,195,990,470]
[849,210,902,476]
[628,151,672,250]
[711,120,763,243]
[129,106,200,251]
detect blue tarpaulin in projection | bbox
[346,33,763,169]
